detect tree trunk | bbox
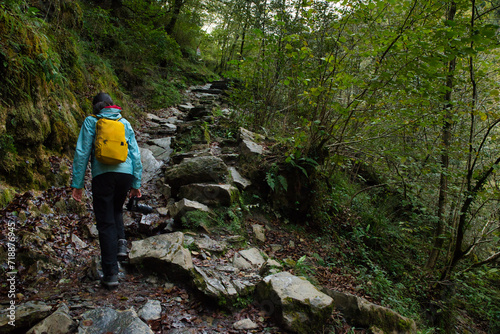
[166,0,185,35]
[426,1,457,270]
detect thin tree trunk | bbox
[426,1,457,270]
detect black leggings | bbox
[92,172,133,276]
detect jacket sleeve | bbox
[71,117,95,189]
[126,123,143,189]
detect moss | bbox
[0,183,16,209]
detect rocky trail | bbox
[0,83,417,334]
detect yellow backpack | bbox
[93,116,128,164]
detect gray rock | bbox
[129,232,194,279]
[240,139,263,156]
[255,272,334,334]
[233,318,258,330]
[137,299,162,321]
[149,137,173,150]
[238,248,266,268]
[168,198,211,223]
[191,265,260,305]
[140,148,163,185]
[26,303,73,334]
[178,103,195,112]
[146,144,173,162]
[146,113,165,123]
[140,213,160,228]
[322,289,417,334]
[194,235,228,253]
[233,252,253,270]
[239,127,264,142]
[0,301,52,334]
[259,258,283,277]
[229,167,251,190]
[78,307,153,334]
[71,233,88,249]
[192,266,238,300]
[252,224,266,242]
[178,183,239,206]
[239,128,265,158]
[164,155,229,191]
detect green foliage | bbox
[181,210,211,230]
[455,269,500,332]
[233,295,253,309]
[265,163,288,192]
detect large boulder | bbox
[178,183,239,206]
[129,232,194,280]
[322,289,417,334]
[164,155,230,192]
[0,301,52,334]
[255,272,334,334]
[78,307,153,334]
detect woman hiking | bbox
[71,92,143,289]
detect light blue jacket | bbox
[71,106,142,190]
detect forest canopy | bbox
[1,0,500,332]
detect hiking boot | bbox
[101,274,119,289]
[117,239,128,260]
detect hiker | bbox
[70,92,143,289]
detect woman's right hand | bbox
[72,188,83,202]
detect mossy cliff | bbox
[0,0,214,192]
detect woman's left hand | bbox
[129,188,142,198]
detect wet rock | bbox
[256,271,334,334]
[178,183,239,206]
[0,301,52,334]
[78,307,153,334]
[26,303,73,334]
[137,299,162,321]
[129,232,194,279]
[321,288,417,334]
[164,155,230,192]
